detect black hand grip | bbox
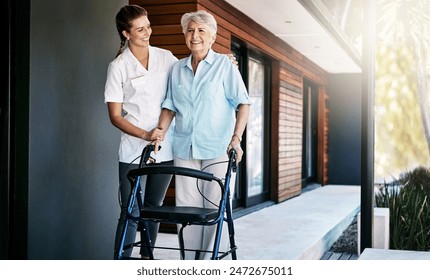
[229,148,237,172]
[139,144,161,167]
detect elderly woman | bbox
[154,10,251,259]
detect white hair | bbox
[180,10,217,35]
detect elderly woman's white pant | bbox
[174,155,236,260]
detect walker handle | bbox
[139,144,161,168]
[229,148,237,172]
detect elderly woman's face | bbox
[184,21,215,54]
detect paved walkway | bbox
[138,184,430,260]
[138,184,361,260]
[232,184,360,259]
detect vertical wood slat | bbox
[277,59,303,201]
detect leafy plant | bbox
[399,166,430,198]
[375,166,430,251]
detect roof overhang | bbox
[225,0,362,74]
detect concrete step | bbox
[358,248,430,260]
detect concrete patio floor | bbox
[135,184,361,260]
[133,184,430,260]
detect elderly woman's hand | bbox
[227,138,243,164]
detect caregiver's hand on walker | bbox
[148,127,165,153]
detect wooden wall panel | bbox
[130,0,198,60]
[277,61,303,201]
[151,25,182,35]
[150,34,185,45]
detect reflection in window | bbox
[247,58,264,196]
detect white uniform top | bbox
[104,46,177,164]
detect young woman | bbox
[104,5,176,259]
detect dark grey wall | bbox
[29,0,127,259]
[327,73,362,185]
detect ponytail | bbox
[115,39,126,58]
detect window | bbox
[231,40,271,209]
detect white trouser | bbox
[174,155,236,260]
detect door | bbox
[231,42,271,209]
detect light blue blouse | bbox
[162,49,251,160]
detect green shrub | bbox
[399,166,430,198]
[375,166,430,251]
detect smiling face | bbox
[184,21,216,55]
[123,15,152,48]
